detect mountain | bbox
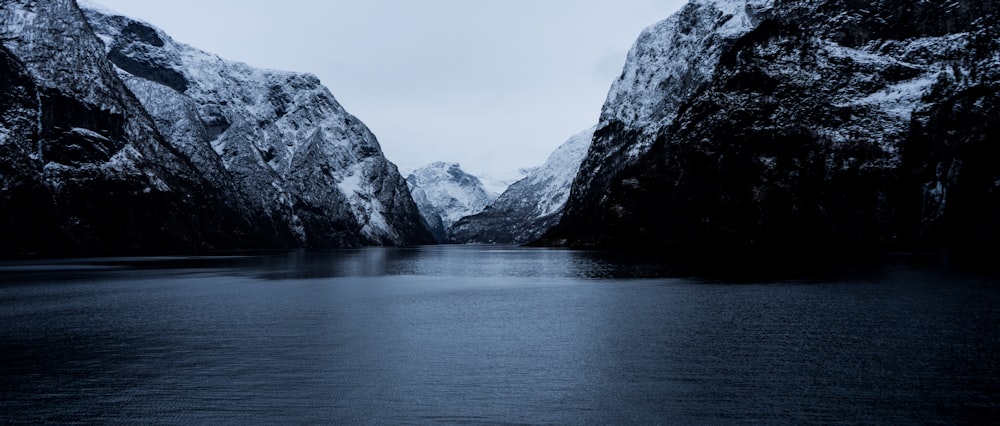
[405,162,496,242]
[450,127,594,244]
[544,0,1000,256]
[0,0,267,255]
[81,3,433,248]
[0,0,432,256]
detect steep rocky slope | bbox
[0,0,432,256]
[82,3,432,247]
[0,0,264,255]
[450,127,594,244]
[405,162,495,242]
[546,0,1000,254]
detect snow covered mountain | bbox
[546,0,1000,254]
[0,0,267,255]
[556,0,773,239]
[0,0,432,256]
[405,162,496,242]
[80,3,433,248]
[450,127,594,244]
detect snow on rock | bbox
[563,0,775,232]
[0,0,269,255]
[549,0,1000,251]
[81,3,433,247]
[450,127,594,244]
[405,162,495,242]
[601,0,772,152]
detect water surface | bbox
[1,246,998,423]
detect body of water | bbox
[1,246,998,423]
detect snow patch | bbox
[836,74,938,121]
[69,127,110,142]
[337,169,363,198]
[338,162,400,242]
[75,0,122,17]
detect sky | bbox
[89,0,687,180]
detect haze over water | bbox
[2,246,998,423]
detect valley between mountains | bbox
[2,0,997,257]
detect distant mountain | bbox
[0,0,432,256]
[406,162,496,242]
[476,174,518,200]
[450,127,594,244]
[544,0,1000,255]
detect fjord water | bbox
[1,246,998,424]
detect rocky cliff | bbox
[82,3,432,247]
[546,0,1000,255]
[0,0,433,256]
[0,0,264,255]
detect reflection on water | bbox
[250,245,667,280]
[0,245,682,281]
[1,246,998,424]
[0,245,960,282]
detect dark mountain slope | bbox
[0,0,262,255]
[545,0,1000,255]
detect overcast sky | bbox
[89,0,686,180]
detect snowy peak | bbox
[603,0,771,134]
[449,127,594,244]
[414,162,492,195]
[406,162,496,242]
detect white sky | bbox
[88,0,686,180]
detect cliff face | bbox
[0,0,263,255]
[450,128,593,244]
[82,5,433,248]
[547,0,1000,253]
[0,0,432,256]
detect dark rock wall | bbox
[546,0,1000,255]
